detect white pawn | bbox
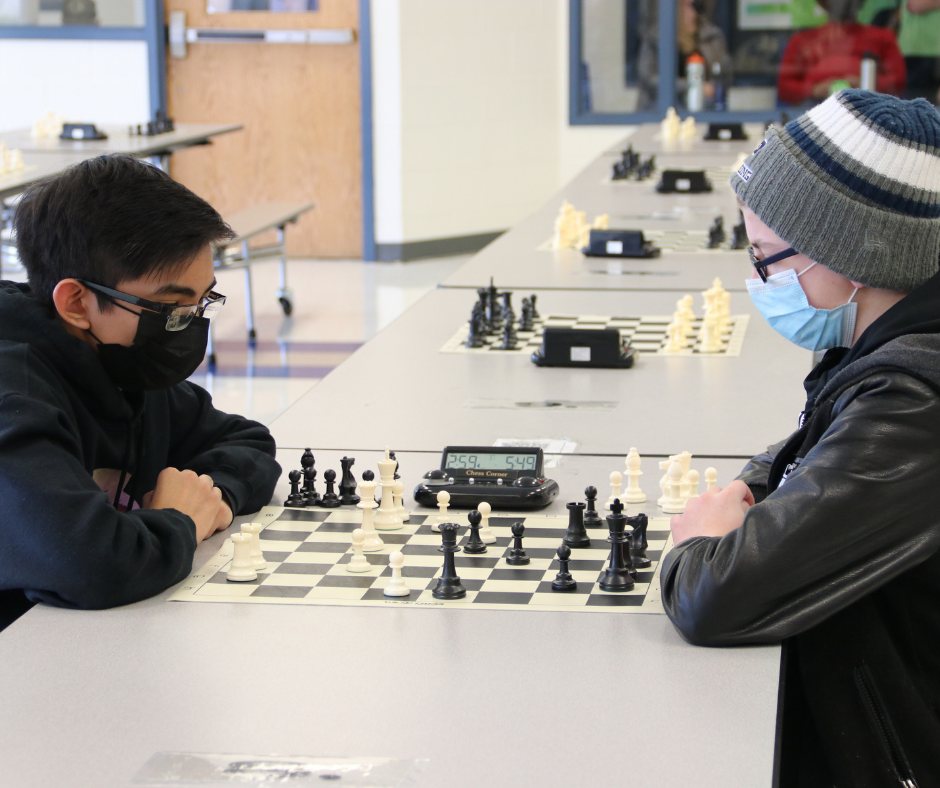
[432,490,450,533]
[347,528,371,573]
[393,479,409,522]
[226,533,257,582]
[661,461,687,514]
[605,471,623,510]
[624,448,646,503]
[384,551,410,597]
[705,467,718,490]
[477,501,497,544]
[241,522,266,571]
[687,469,701,499]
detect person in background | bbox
[861,0,940,101]
[778,0,906,105]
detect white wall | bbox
[0,39,150,131]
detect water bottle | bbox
[860,52,877,92]
[687,53,705,113]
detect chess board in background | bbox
[170,506,673,615]
[439,313,749,357]
[603,164,733,189]
[538,227,748,254]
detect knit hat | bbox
[731,90,940,291]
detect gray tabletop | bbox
[0,452,779,788]
[0,152,89,201]
[609,122,767,156]
[269,288,810,458]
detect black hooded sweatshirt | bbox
[0,281,281,630]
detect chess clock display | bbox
[414,446,559,510]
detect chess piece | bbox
[284,469,305,507]
[583,486,603,528]
[529,294,540,320]
[657,459,671,506]
[241,522,266,572]
[705,467,718,490]
[226,533,258,582]
[661,461,687,513]
[687,469,701,499]
[390,450,401,480]
[347,528,371,573]
[303,467,320,506]
[500,321,518,351]
[730,213,749,250]
[518,298,534,332]
[563,501,591,548]
[393,480,409,522]
[374,448,404,531]
[358,473,384,552]
[357,469,376,508]
[681,115,697,139]
[600,500,635,592]
[384,551,410,597]
[338,456,360,506]
[707,216,726,249]
[486,277,502,331]
[478,501,497,544]
[432,523,466,600]
[432,490,450,533]
[318,469,341,507]
[466,309,486,348]
[551,544,577,592]
[506,522,530,565]
[464,510,487,554]
[628,513,651,569]
[605,471,623,510]
[624,448,646,503]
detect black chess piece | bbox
[486,277,502,330]
[300,448,315,473]
[518,298,534,332]
[500,322,518,350]
[629,512,651,569]
[389,451,401,480]
[506,521,530,565]
[551,544,578,592]
[318,469,341,507]
[432,522,467,600]
[463,510,487,554]
[730,211,749,250]
[284,469,306,507]
[303,467,320,506]
[466,309,486,348]
[529,294,540,319]
[338,456,360,505]
[362,469,374,482]
[563,501,591,548]
[501,291,515,326]
[583,486,603,528]
[707,216,726,249]
[599,499,635,592]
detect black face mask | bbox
[91,310,209,391]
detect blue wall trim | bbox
[359,0,376,262]
[568,0,581,125]
[0,26,149,39]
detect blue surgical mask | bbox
[745,262,858,351]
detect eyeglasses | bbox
[747,245,798,283]
[78,280,227,331]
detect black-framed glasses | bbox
[747,246,799,283]
[78,280,227,331]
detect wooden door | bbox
[165,0,361,258]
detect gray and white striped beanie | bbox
[731,90,940,291]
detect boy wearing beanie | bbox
[661,90,940,786]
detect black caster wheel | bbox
[279,296,293,316]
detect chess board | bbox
[539,227,748,254]
[604,164,732,188]
[439,313,749,357]
[170,506,673,615]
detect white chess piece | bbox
[681,115,697,139]
[661,461,687,513]
[8,149,23,171]
[624,448,646,503]
[226,533,257,582]
[393,479,409,522]
[358,475,384,552]
[347,528,371,573]
[241,522,266,571]
[384,551,410,597]
[687,469,701,499]
[477,501,497,544]
[605,471,623,510]
[657,459,671,506]
[374,448,403,531]
[705,467,718,490]
[432,490,450,533]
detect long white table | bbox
[607,122,766,156]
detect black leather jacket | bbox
[661,274,940,787]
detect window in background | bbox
[0,0,147,26]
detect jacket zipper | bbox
[854,665,919,788]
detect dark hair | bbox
[13,154,234,308]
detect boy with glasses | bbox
[662,91,940,784]
[0,155,280,631]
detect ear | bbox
[52,279,94,331]
[849,280,866,290]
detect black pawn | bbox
[730,211,749,250]
[303,467,320,506]
[464,510,487,554]
[432,522,467,600]
[338,456,360,505]
[583,486,603,528]
[708,216,726,249]
[551,544,577,592]
[629,513,652,569]
[529,294,540,320]
[318,469,341,507]
[500,322,518,350]
[506,521,530,566]
[466,309,486,348]
[599,499,635,592]
[563,501,591,548]
[284,469,305,507]
[518,298,534,332]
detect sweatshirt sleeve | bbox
[164,382,281,515]
[0,392,198,610]
[661,372,940,646]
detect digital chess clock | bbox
[413,446,559,510]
